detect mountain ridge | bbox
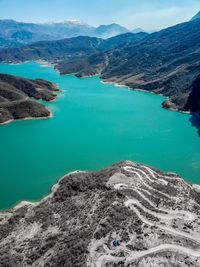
[191,11,200,21]
[0,33,147,63]
[0,19,131,49]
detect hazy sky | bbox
[0,0,200,30]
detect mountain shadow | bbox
[189,114,200,136]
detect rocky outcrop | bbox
[0,74,59,124]
[0,161,200,266]
[162,100,177,111]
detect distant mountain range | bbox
[0,19,145,49]
[131,28,144,33]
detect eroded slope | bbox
[0,161,200,266]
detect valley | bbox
[0,62,199,210]
[0,4,200,266]
[0,19,199,115]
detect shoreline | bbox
[4,170,87,212]
[0,160,195,212]
[0,63,62,126]
[0,112,53,126]
[0,61,193,117]
[36,59,56,68]
[100,79,191,115]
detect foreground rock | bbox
[0,161,200,266]
[0,73,59,124]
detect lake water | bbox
[0,61,200,209]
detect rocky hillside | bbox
[0,161,200,266]
[0,33,147,64]
[0,74,59,124]
[0,18,200,113]
[56,18,200,113]
[99,18,200,112]
[0,36,103,63]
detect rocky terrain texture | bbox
[0,74,59,124]
[0,161,200,266]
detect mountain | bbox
[99,32,148,51]
[0,160,200,266]
[0,20,55,49]
[0,73,59,124]
[39,20,95,40]
[56,18,200,113]
[0,36,22,49]
[99,18,200,112]
[0,32,147,64]
[0,19,131,49]
[56,32,149,76]
[0,32,148,77]
[0,36,103,63]
[94,23,129,39]
[1,18,200,114]
[132,27,144,33]
[191,11,200,21]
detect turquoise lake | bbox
[0,61,200,209]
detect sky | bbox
[0,0,200,30]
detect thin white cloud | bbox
[118,1,200,30]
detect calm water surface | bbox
[0,62,200,209]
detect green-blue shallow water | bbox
[0,62,200,209]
